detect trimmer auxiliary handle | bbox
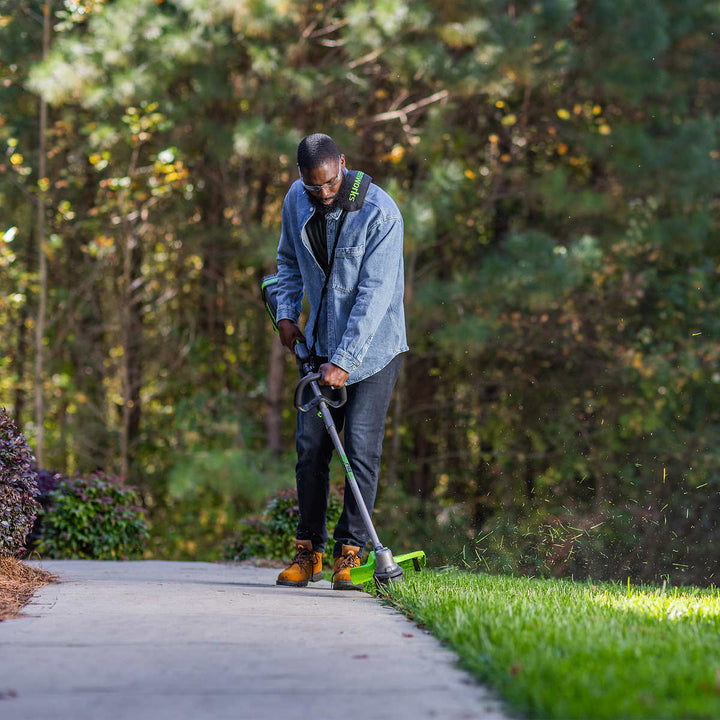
[294,372,347,413]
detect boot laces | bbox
[336,552,360,570]
[292,545,315,569]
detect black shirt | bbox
[305,211,328,274]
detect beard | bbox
[306,174,348,216]
[308,193,340,216]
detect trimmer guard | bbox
[349,550,427,585]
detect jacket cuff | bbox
[330,348,360,373]
[275,304,299,324]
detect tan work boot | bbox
[276,539,323,587]
[332,545,362,591]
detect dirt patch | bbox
[0,557,58,622]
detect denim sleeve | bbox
[275,194,304,324]
[331,215,404,371]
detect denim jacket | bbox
[275,174,408,384]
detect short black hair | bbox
[297,133,340,171]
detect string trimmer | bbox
[261,274,425,587]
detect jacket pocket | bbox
[331,244,365,293]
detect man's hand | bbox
[318,363,349,388]
[277,319,304,351]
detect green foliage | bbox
[2,0,719,583]
[390,570,720,719]
[468,507,674,581]
[224,486,344,566]
[371,483,470,566]
[0,409,39,556]
[36,472,149,559]
[166,448,293,508]
[147,448,295,560]
[25,467,67,551]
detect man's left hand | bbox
[318,363,349,388]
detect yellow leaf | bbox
[556,109,571,120]
[501,114,517,126]
[381,145,405,163]
[598,123,611,135]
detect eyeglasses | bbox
[299,160,343,193]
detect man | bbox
[274,132,408,590]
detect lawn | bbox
[387,569,720,720]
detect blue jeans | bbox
[294,355,402,556]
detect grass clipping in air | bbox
[388,570,720,720]
[0,557,57,621]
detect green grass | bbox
[387,570,720,719]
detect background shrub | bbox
[146,449,295,560]
[0,409,40,557]
[224,486,344,566]
[371,483,472,567]
[36,471,149,559]
[25,468,67,551]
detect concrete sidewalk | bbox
[0,561,511,720]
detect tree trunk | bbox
[33,0,51,467]
[386,356,405,485]
[118,145,143,481]
[265,334,285,454]
[199,173,227,345]
[119,226,143,480]
[13,302,29,429]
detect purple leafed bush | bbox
[25,467,67,550]
[0,409,40,557]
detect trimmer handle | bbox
[293,340,313,375]
[294,372,347,413]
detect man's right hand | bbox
[277,319,305,351]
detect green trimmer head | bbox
[350,549,427,586]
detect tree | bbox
[3,0,718,581]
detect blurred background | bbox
[1,0,718,584]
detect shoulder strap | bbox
[338,170,372,211]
